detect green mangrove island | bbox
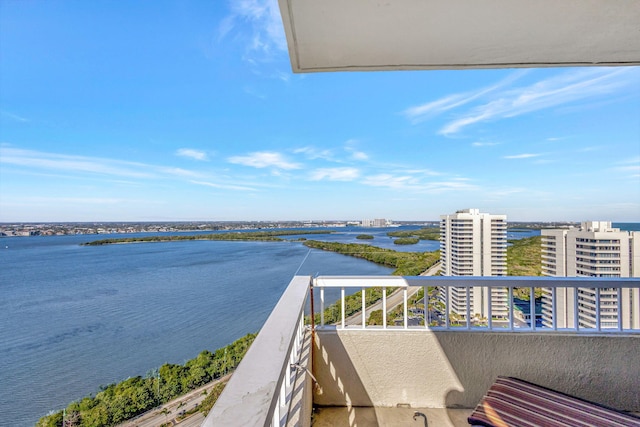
[81,229,333,245]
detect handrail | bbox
[204,274,639,426]
[202,276,309,427]
[313,275,640,332]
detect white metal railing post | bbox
[530,287,536,331]
[383,287,387,329]
[445,286,450,329]
[552,287,557,331]
[403,287,408,329]
[278,375,289,422]
[595,288,601,332]
[617,287,623,331]
[466,286,471,329]
[574,287,580,331]
[362,287,366,329]
[508,287,514,331]
[341,287,345,329]
[320,287,325,326]
[424,286,429,329]
[487,286,493,330]
[272,394,280,427]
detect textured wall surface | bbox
[313,330,640,412]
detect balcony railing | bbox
[203,275,640,426]
[314,276,640,332]
[202,276,310,427]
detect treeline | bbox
[393,237,419,245]
[387,227,440,241]
[302,240,440,276]
[36,334,256,427]
[82,230,331,246]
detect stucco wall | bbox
[313,330,640,412]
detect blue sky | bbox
[1,1,639,222]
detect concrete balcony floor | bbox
[312,406,473,426]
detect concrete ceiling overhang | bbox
[278,0,640,73]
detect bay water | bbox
[1,229,400,426]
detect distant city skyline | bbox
[1,1,639,222]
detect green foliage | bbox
[367,310,384,325]
[387,227,440,241]
[302,240,440,276]
[82,230,332,246]
[356,234,374,240]
[393,237,419,245]
[507,236,542,276]
[507,235,543,299]
[36,334,256,427]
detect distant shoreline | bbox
[80,230,333,246]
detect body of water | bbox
[1,231,395,426]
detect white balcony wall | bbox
[313,330,640,413]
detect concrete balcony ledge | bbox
[202,276,310,427]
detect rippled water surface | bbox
[1,230,398,426]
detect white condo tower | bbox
[541,221,640,329]
[439,209,508,320]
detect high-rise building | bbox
[439,209,508,319]
[361,218,387,227]
[541,221,640,329]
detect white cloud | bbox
[486,188,527,198]
[404,168,441,176]
[618,156,640,165]
[362,174,477,194]
[472,142,500,147]
[159,167,204,178]
[190,180,257,191]
[220,0,287,62]
[344,139,369,161]
[309,167,359,181]
[361,174,419,189]
[0,147,154,178]
[294,146,335,161]
[577,146,602,152]
[350,151,368,161]
[243,86,267,99]
[439,68,638,135]
[420,179,478,194]
[176,148,209,161]
[0,147,214,183]
[402,70,528,124]
[503,153,543,159]
[227,151,302,169]
[1,110,29,122]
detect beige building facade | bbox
[541,221,640,329]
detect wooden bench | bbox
[468,376,640,427]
